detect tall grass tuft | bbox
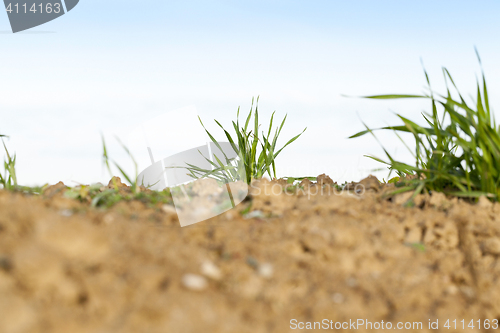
[194,97,307,184]
[350,51,500,202]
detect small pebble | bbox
[445,285,458,295]
[59,209,73,217]
[258,263,274,279]
[201,261,222,280]
[246,256,259,269]
[477,195,493,208]
[460,286,475,299]
[346,277,357,287]
[182,274,208,291]
[483,238,500,255]
[162,205,177,215]
[244,210,265,219]
[103,214,115,224]
[332,293,345,304]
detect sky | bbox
[1,0,500,186]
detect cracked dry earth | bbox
[1,176,500,333]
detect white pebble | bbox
[103,214,115,224]
[182,274,208,291]
[201,261,222,280]
[332,293,344,304]
[258,263,274,279]
[59,209,73,217]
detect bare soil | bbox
[1,176,500,333]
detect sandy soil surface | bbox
[1,176,500,333]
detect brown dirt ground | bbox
[1,175,500,333]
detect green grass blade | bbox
[362,94,427,99]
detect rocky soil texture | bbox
[0,176,499,332]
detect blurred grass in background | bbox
[351,50,500,202]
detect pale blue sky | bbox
[1,1,499,185]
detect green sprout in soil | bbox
[0,136,42,194]
[101,134,139,194]
[351,50,500,202]
[194,97,307,184]
[65,135,172,208]
[0,135,17,191]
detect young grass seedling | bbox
[101,134,139,194]
[0,135,18,190]
[190,97,307,184]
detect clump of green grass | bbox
[350,51,500,202]
[0,135,17,190]
[193,97,307,184]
